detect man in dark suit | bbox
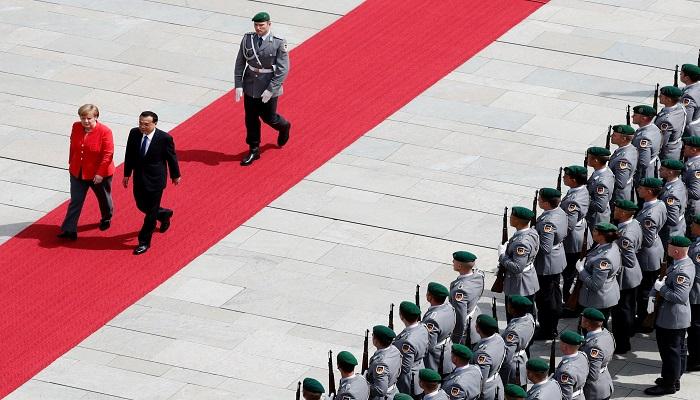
[123,111,181,255]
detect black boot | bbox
[278,122,291,147]
[240,147,260,166]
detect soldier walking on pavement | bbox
[580,308,615,400]
[394,301,429,397]
[418,369,449,400]
[585,147,615,226]
[644,235,696,396]
[334,351,370,400]
[656,86,687,160]
[367,325,401,400]
[499,296,535,388]
[533,188,568,340]
[659,159,688,246]
[423,282,456,376]
[609,125,638,202]
[472,315,506,400]
[686,216,700,371]
[525,359,562,400]
[442,344,482,400]
[632,105,662,190]
[553,330,588,400]
[560,166,590,306]
[680,64,700,133]
[449,251,484,348]
[682,136,700,238]
[234,12,292,166]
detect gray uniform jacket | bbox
[335,374,370,400]
[616,219,643,290]
[656,103,687,160]
[581,329,614,400]
[579,242,621,308]
[586,167,615,226]
[683,82,700,127]
[423,390,449,400]
[683,155,700,220]
[687,119,700,137]
[527,378,563,400]
[561,186,590,254]
[635,200,667,272]
[367,346,401,400]
[609,144,638,202]
[442,365,482,400]
[535,208,568,275]
[500,314,535,386]
[394,323,429,395]
[450,271,484,346]
[632,124,662,183]
[500,228,540,296]
[234,32,289,98]
[472,334,506,400]
[659,178,687,245]
[423,303,457,374]
[554,352,589,400]
[690,239,700,305]
[654,257,695,329]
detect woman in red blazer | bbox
[58,104,116,240]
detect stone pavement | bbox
[1,0,700,398]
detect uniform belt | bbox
[600,366,607,373]
[572,388,583,398]
[552,243,562,250]
[575,219,585,227]
[247,64,274,73]
[387,384,396,392]
[515,349,526,357]
[485,373,500,383]
[649,156,659,165]
[436,337,451,347]
[668,137,682,145]
[522,263,534,272]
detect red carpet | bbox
[0,0,545,396]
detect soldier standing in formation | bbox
[302,377,325,400]
[681,64,700,133]
[472,315,505,400]
[367,325,401,400]
[449,251,484,348]
[503,384,527,400]
[580,308,615,400]
[394,301,428,396]
[656,86,687,160]
[631,105,662,188]
[525,359,562,399]
[560,166,590,304]
[417,368,449,400]
[499,296,535,388]
[682,136,700,236]
[585,147,615,226]
[335,351,370,400]
[609,125,638,202]
[423,282,456,375]
[687,216,700,372]
[553,330,588,400]
[442,344,482,400]
[659,159,688,246]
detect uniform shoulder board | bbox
[543,224,554,233]
[516,247,527,256]
[677,275,688,285]
[506,333,518,343]
[590,348,601,358]
[375,365,385,375]
[619,161,629,169]
[273,36,288,52]
[567,203,577,212]
[660,122,670,131]
[401,343,413,354]
[596,186,605,195]
[477,354,488,365]
[598,260,610,270]
[644,219,653,228]
[684,98,692,106]
[639,139,650,148]
[451,387,462,397]
[666,197,675,206]
[454,292,464,302]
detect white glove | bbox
[235,88,243,102]
[653,279,665,291]
[261,90,273,103]
[575,261,584,273]
[647,297,655,314]
[498,244,506,256]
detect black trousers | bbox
[61,174,113,233]
[133,185,170,245]
[636,270,660,324]
[656,327,687,384]
[562,253,579,303]
[688,304,700,367]
[243,94,289,148]
[536,273,562,335]
[611,288,637,352]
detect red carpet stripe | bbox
[0,0,546,395]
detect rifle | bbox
[674,65,679,88]
[361,329,369,374]
[531,190,538,227]
[328,350,336,396]
[295,381,301,400]
[549,336,556,374]
[626,105,631,125]
[388,303,394,330]
[415,284,420,312]
[653,83,659,112]
[583,153,588,168]
[564,227,589,311]
[492,297,498,322]
[515,359,522,386]
[642,255,669,330]
[655,159,660,179]
[556,167,563,192]
[463,316,472,347]
[605,125,612,150]
[490,207,509,293]
[411,372,416,398]
[698,49,700,66]
[438,342,446,376]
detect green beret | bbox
[682,64,700,77]
[337,351,358,366]
[476,314,499,330]
[394,394,413,400]
[661,159,685,171]
[587,146,611,157]
[612,124,635,135]
[539,187,561,199]
[633,105,657,117]
[594,222,617,233]
[660,85,683,98]
[582,307,605,322]
[639,177,663,188]
[427,282,449,298]
[418,368,442,382]
[511,206,535,221]
[683,136,700,148]
[453,251,477,262]
[399,301,421,317]
[526,358,549,372]
[504,383,527,398]
[373,325,396,341]
[559,330,583,345]
[509,295,532,310]
[615,199,638,211]
[303,377,324,394]
[669,235,692,247]
[451,343,473,360]
[564,165,587,177]
[252,12,270,22]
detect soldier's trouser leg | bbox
[536,273,561,335]
[611,288,636,352]
[688,304,700,368]
[657,327,686,385]
[562,253,579,303]
[635,270,659,325]
[243,94,262,147]
[258,96,289,133]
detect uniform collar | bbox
[617,219,633,228]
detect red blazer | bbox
[68,121,115,180]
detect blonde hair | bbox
[78,104,99,118]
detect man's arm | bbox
[164,134,181,181]
[234,36,247,88]
[267,38,289,94]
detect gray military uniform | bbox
[367,346,401,400]
[656,103,687,160]
[394,323,429,395]
[234,32,289,98]
[561,186,590,255]
[335,374,370,400]
[683,82,700,130]
[442,365,482,400]
[581,329,615,400]
[617,219,643,290]
[684,155,700,226]
[609,144,638,202]
[423,303,457,375]
[554,351,589,400]
[586,167,615,225]
[579,242,621,309]
[632,123,662,183]
[423,389,449,400]
[499,314,535,386]
[687,119,700,138]
[500,228,540,296]
[635,200,667,272]
[450,271,484,346]
[690,239,700,305]
[527,378,563,400]
[659,178,687,245]
[472,334,506,400]
[654,257,695,329]
[535,208,568,275]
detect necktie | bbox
[140,136,149,157]
[257,36,263,48]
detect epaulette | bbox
[272,35,285,40]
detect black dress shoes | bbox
[240,148,260,166]
[133,243,150,255]
[278,122,291,147]
[99,219,111,231]
[160,210,173,233]
[654,377,680,391]
[644,384,676,396]
[57,231,78,241]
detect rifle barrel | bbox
[388,303,394,330]
[361,329,369,374]
[328,350,336,395]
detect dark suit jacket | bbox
[124,128,180,192]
